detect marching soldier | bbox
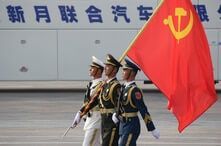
[112,58,160,146]
[73,54,122,146]
[72,56,104,146]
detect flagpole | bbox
[118,0,165,63]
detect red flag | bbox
[127,0,217,132]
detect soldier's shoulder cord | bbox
[127,86,137,108]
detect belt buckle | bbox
[119,116,127,122]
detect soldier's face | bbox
[89,66,97,77]
[104,64,114,76]
[122,68,131,80]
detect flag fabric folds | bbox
[126,0,217,132]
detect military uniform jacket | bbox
[119,81,155,135]
[100,77,121,129]
[81,78,103,130]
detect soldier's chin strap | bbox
[108,66,116,77]
[94,68,99,77]
[126,70,133,81]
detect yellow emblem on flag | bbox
[163,8,193,43]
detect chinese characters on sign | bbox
[59,5,78,23]
[5,5,155,23]
[86,5,103,23]
[194,5,209,22]
[112,5,131,23]
[137,5,153,21]
[5,4,221,24]
[34,6,51,23]
[6,5,25,23]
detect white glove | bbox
[71,111,81,128]
[112,113,119,124]
[151,129,160,139]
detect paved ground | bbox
[0,91,220,146]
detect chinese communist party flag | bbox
[127,0,217,132]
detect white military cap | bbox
[90,56,104,69]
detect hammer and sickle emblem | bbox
[163,8,193,43]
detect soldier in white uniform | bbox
[72,56,104,146]
[73,54,122,146]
